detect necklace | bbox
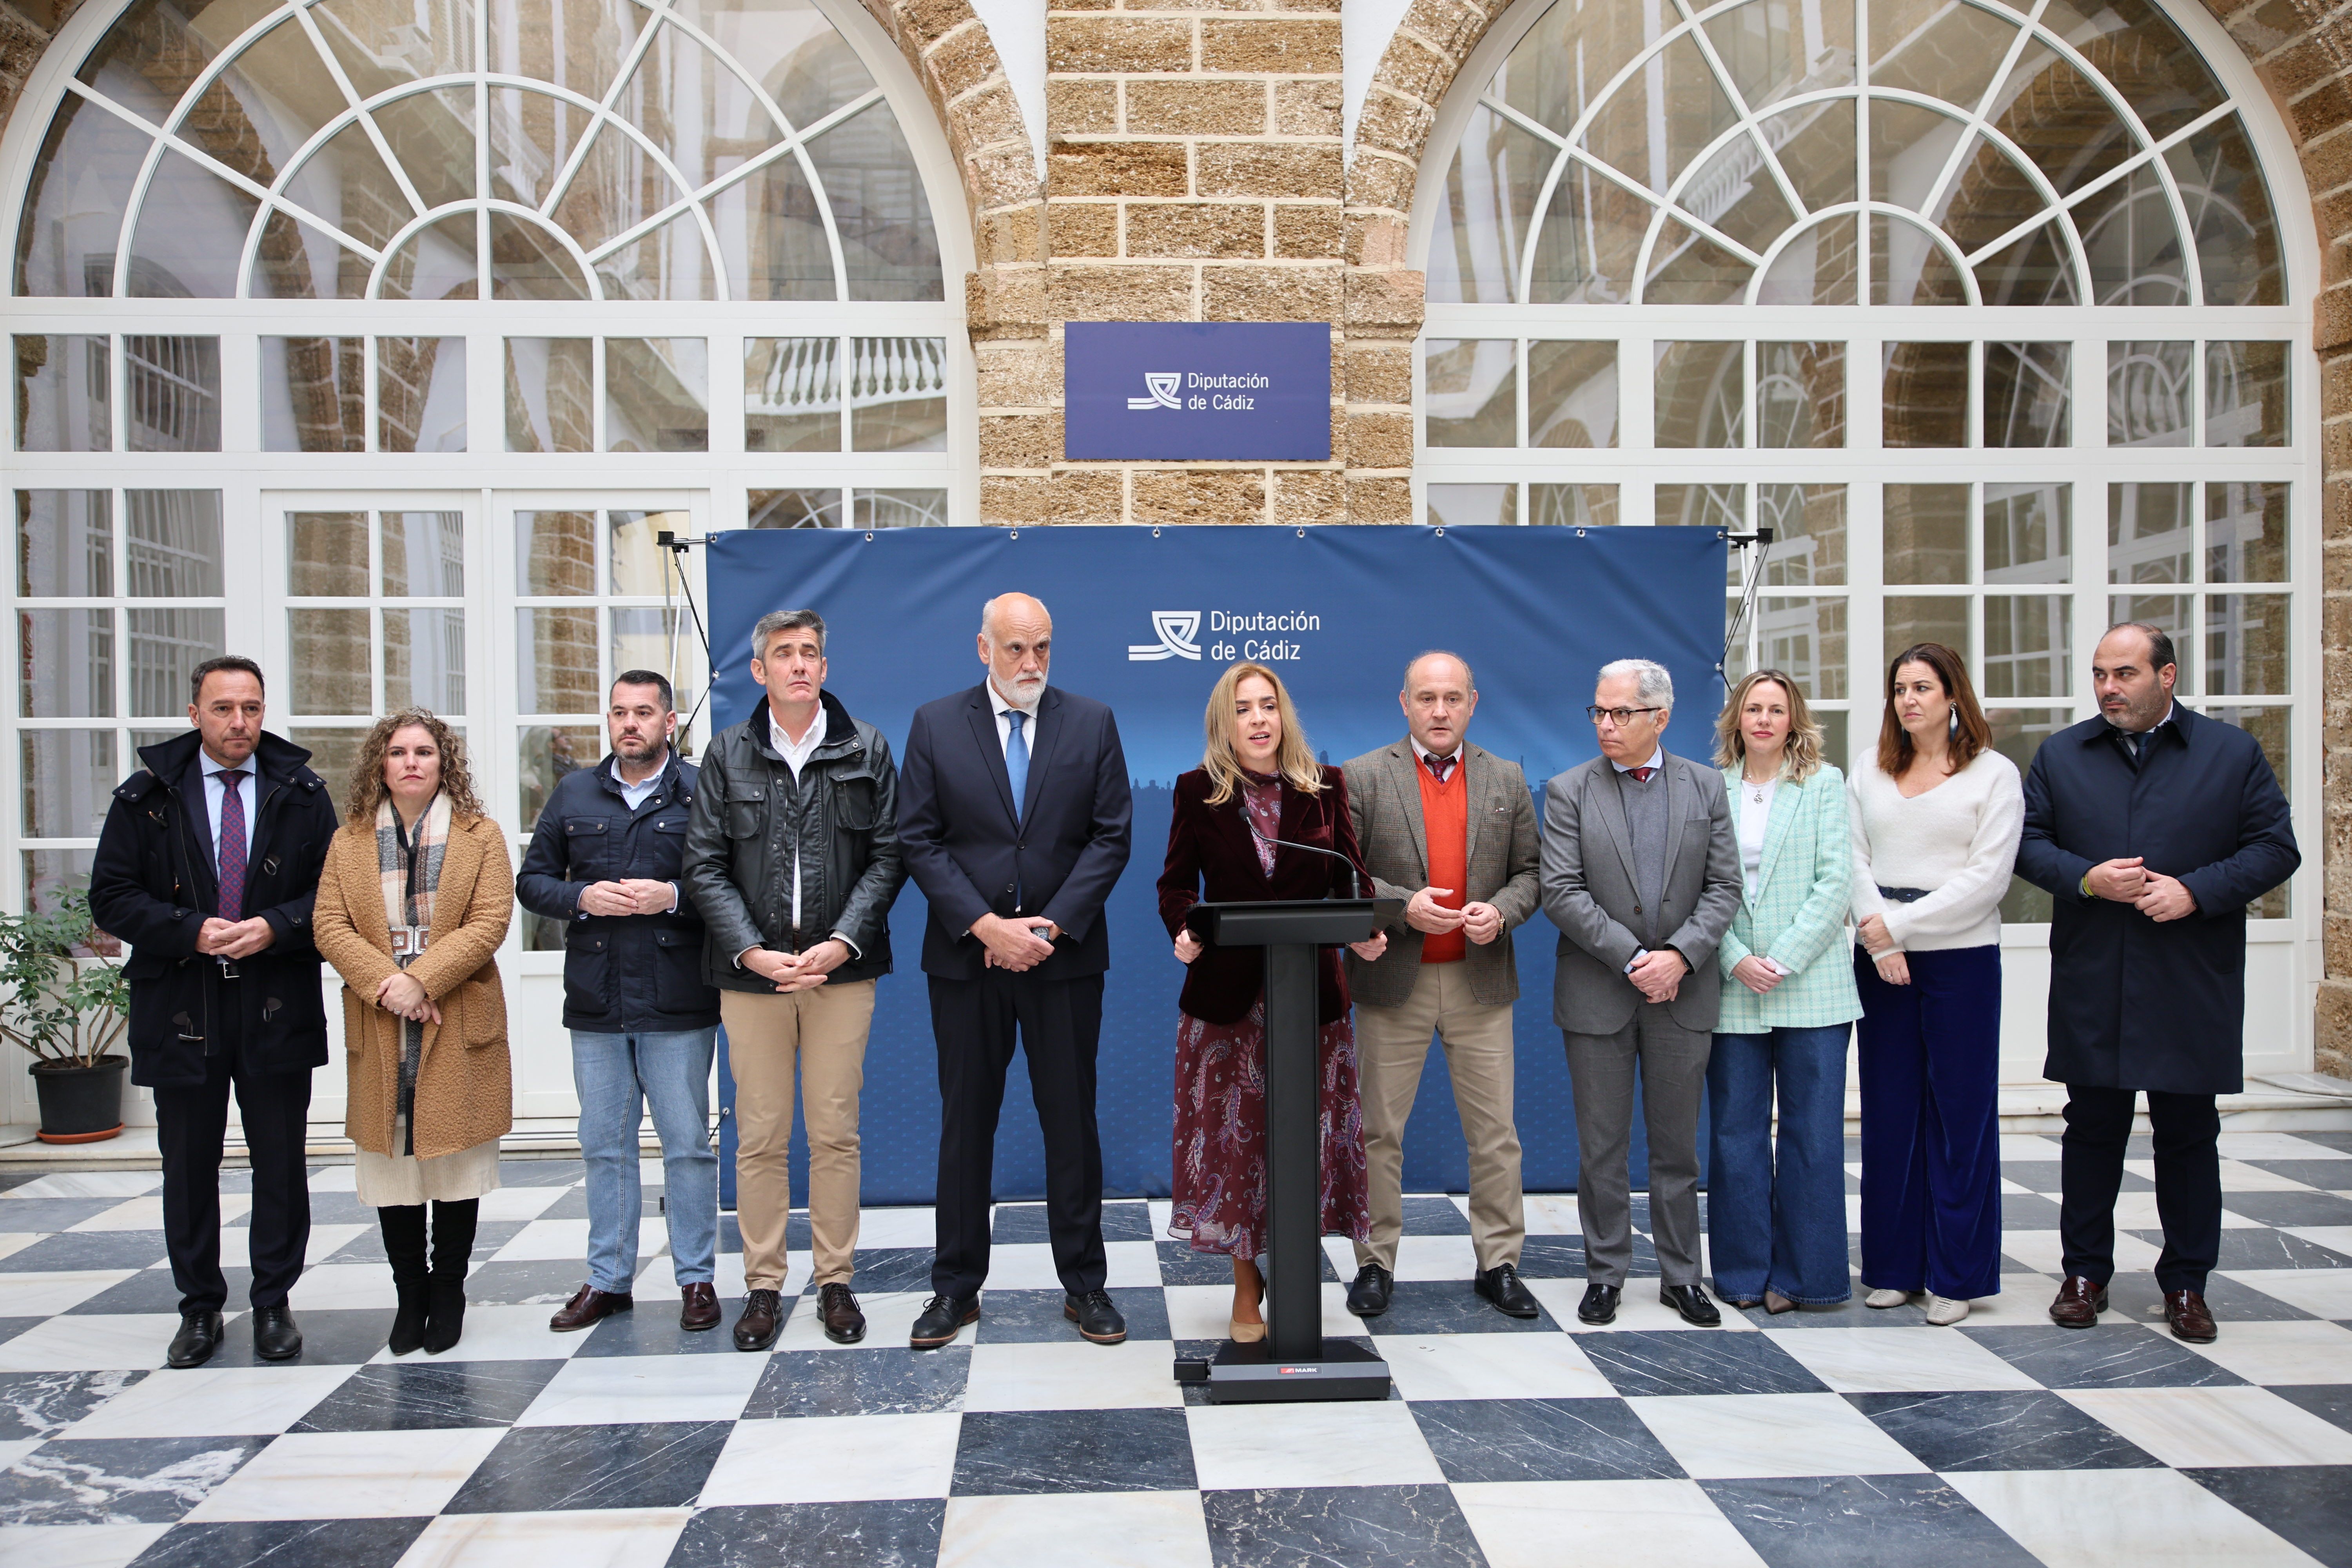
[1743,772,1774,804]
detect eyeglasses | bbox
[1586,705,1663,726]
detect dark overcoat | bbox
[2015,705,2298,1094]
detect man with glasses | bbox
[1541,659,1741,1327]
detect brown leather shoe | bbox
[680,1283,720,1332]
[817,1282,866,1344]
[2048,1275,2108,1329]
[549,1284,633,1333]
[733,1288,784,1351]
[2165,1289,2218,1343]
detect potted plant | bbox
[0,887,131,1143]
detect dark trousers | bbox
[2060,1086,2221,1294]
[929,969,1107,1298]
[1855,945,2003,1301]
[152,1032,312,1315]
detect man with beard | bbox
[519,671,724,1336]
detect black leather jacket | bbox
[681,690,905,990]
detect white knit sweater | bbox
[1848,750,2025,953]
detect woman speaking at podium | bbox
[1158,662,1385,1343]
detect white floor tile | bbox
[288,1264,401,1311]
[2060,1384,2352,1468]
[1522,1195,1580,1235]
[307,1167,359,1193]
[1454,1479,1767,1568]
[2214,1133,2351,1163]
[2284,1226,2352,1259]
[1999,1134,2063,1161]
[514,1350,766,1426]
[2221,1268,2352,1319]
[697,1412,960,1504]
[0,1314,179,1372]
[474,1187,569,1223]
[1522,1277,1759,1333]
[1629,1392,1931,1479]
[2212,1160,2319,1194]
[961,1341,1183,1412]
[0,1173,160,1201]
[365,1304,591,1365]
[1161,1283,1359,1343]
[71,1196,248,1232]
[1146,1201,1174,1237]
[0,1436,40,1470]
[1998,1229,2163,1277]
[1945,1468,2321,1567]
[395,1507,692,1568]
[853,1207,937,1250]
[2176,1318,2352,1384]
[181,1427,505,1519]
[938,1492,1213,1568]
[64,1364,356,1437]
[0,1524,173,1568]
[1388,1234,1481,1281]
[1374,1332,1615,1401]
[0,1272,136,1318]
[1941,1276,2076,1327]
[1762,1326,2043,1393]
[490,1219,595,1263]
[0,1235,38,1263]
[1186,1399,1444,1490]
[980,1241,1160,1290]
[626,1252,755,1301]
[773,1290,937,1352]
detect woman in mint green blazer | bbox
[1707,671,1864,1313]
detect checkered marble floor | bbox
[0,1130,2348,1568]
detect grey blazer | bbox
[1341,739,1542,1010]
[1539,750,1742,1035]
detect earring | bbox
[1947,708,1960,737]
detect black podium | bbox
[1173,896,1402,1403]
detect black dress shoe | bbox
[1474,1263,1540,1319]
[1660,1284,1722,1327]
[1065,1289,1127,1344]
[251,1304,303,1361]
[733,1289,785,1351]
[909,1292,980,1348]
[1346,1264,1393,1317]
[818,1283,866,1345]
[1577,1283,1621,1324]
[166,1309,223,1369]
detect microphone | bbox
[1239,802,1364,900]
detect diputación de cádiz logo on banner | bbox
[1127,609,1322,663]
[1066,323,1330,461]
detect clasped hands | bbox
[743,940,852,993]
[577,879,676,917]
[1628,946,1686,1003]
[2084,857,2198,923]
[195,916,275,961]
[1171,926,1389,964]
[1405,886,1503,946]
[974,912,1058,973]
[374,970,440,1026]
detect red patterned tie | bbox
[217,770,248,922]
[1630,766,1656,783]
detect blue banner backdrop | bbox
[707,524,1726,1207]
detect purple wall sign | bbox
[1063,321,1331,461]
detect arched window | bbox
[1415,0,2313,1072]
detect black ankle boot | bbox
[379,1205,430,1356]
[422,1198,478,1355]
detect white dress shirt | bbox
[1409,733,1461,783]
[989,680,1042,756]
[1611,745,1666,973]
[611,751,679,915]
[734,704,857,964]
[198,747,257,877]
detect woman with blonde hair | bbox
[1157,662,1385,1341]
[313,710,514,1354]
[1706,670,1863,1314]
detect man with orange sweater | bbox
[1341,652,1543,1319]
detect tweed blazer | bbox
[1340,739,1541,1009]
[1713,763,1864,1034]
[313,811,515,1160]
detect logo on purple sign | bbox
[1065,321,1332,462]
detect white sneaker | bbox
[1864,1288,1918,1309]
[1924,1293,1971,1325]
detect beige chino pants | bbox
[1353,961,1526,1274]
[721,980,875,1291]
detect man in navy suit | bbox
[897,592,1134,1348]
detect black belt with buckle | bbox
[1877,886,1931,903]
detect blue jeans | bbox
[572,1029,719,1292]
[1706,1023,1853,1305]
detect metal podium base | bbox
[1177,1339,1392,1403]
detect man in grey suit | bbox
[1343,652,1543,1321]
[1541,658,1741,1327]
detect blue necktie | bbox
[1005,711,1029,822]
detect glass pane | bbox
[610,509,691,595]
[1984,343,2069,447]
[2205,341,2288,448]
[1642,218,1753,305]
[2206,481,2287,583]
[505,338,595,453]
[25,850,99,916]
[549,118,687,254]
[746,337,842,452]
[382,511,465,598]
[517,510,596,596]
[488,212,592,301]
[377,337,467,454]
[1766,103,1857,212]
[2204,595,2287,695]
[854,489,949,528]
[595,209,716,302]
[2108,593,2196,692]
[611,607,701,717]
[1993,46,2131,199]
[1760,483,1845,586]
[379,214,479,303]
[126,608,224,716]
[1983,483,2069,583]
[1871,215,1966,307]
[1868,101,1968,210]
[2166,114,2283,307]
[289,512,368,597]
[519,724,603,834]
[18,611,114,717]
[487,84,595,211]
[17,490,113,597]
[2107,341,2192,447]
[1425,339,1517,448]
[2076,167,2188,307]
[1882,342,1967,447]
[385,608,466,713]
[22,730,116,839]
[813,101,944,301]
[749,488,844,528]
[14,93,146,297]
[262,336,364,453]
[125,150,257,299]
[1756,597,1847,700]
[289,608,373,715]
[15,334,111,450]
[1706,0,1854,110]
[1757,341,1843,449]
[1657,483,1742,533]
[1884,484,1969,585]
[123,336,220,452]
[1425,484,1515,527]
[849,336,947,453]
[370,86,476,209]
[1428,105,1547,305]
[1756,218,1859,306]
[123,491,223,596]
[1984,595,2072,698]
[1493,0,1658,137]
[1972,219,2078,308]
[1679,137,1799,258]
[2107,483,2192,584]
[1584,30,1737,195]
[1655,341,1743,448]
[518,606,602,714]
[1527,341,1616,449]
[265,135,402,301]
[1528,158,1649,305]
[2039,0,2225,138]
[1871,0,2016,106]
[711,155,835,301]
[1528,485,1619,527]
[1989,708,2071,924]
[291,727,367,804]
[606,337,709,452]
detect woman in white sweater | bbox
[1849,642,2024,1326]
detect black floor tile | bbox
[0,1368,149,1438]
[463,1260,604,1305]
[1399,1196,1474,1236]
[851,1248,941,1295]
[1961,1324,2249,1388]
[573,1302,739,1357]
[1411,1395,1683,1482]
[212,1307,397,1367]
[1702,1474,2044,1567]
[2236,1161,2352,1191]
[2221,1191,2352,1228]
[1360,1278,1559,1335]
[1579,1329,1826,1397]
[1515,1235,1589,1278]
[2000,1194,2064,1228]
[327,1221,525,1266]
[2132,1229,2351,1270]
[668,1500,946,1568]
[0,1232,170,1272]
[1203,1484,1486,1567]
[2182,1466,2352,1568]
[290,1359,566,1431]
[2285,1132,2352,1155]
[67,1269,252,1316]
[972,1286,1169,1344]
[497,1161,586,1187]
[443,1419,733,1512]
[229,1192,379,1227]
[2002,1161,2153,1194]
[1727,1296,1907,1328]
[1848,1389,2161,1471]
[0,1198,125,1230]
[743,1347,971,1419]
[1156,1240,1336,1285]
[126,1516,429,1568]
[950,1408,1195,1494]
[2272,1384,2352,1436]
[2104,1270,2316,1325]
[0,1318,42,1346]
[0,1436,271,1524]
[986,1203,1154,1243]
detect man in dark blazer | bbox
[2016,622,2298,1344]
[1541,659,1741,1327]
[89,657,338,1368]
[896,592,1134,1348]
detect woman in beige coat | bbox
[314,710,514,1354]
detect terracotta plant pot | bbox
[30,1054,127,1143]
